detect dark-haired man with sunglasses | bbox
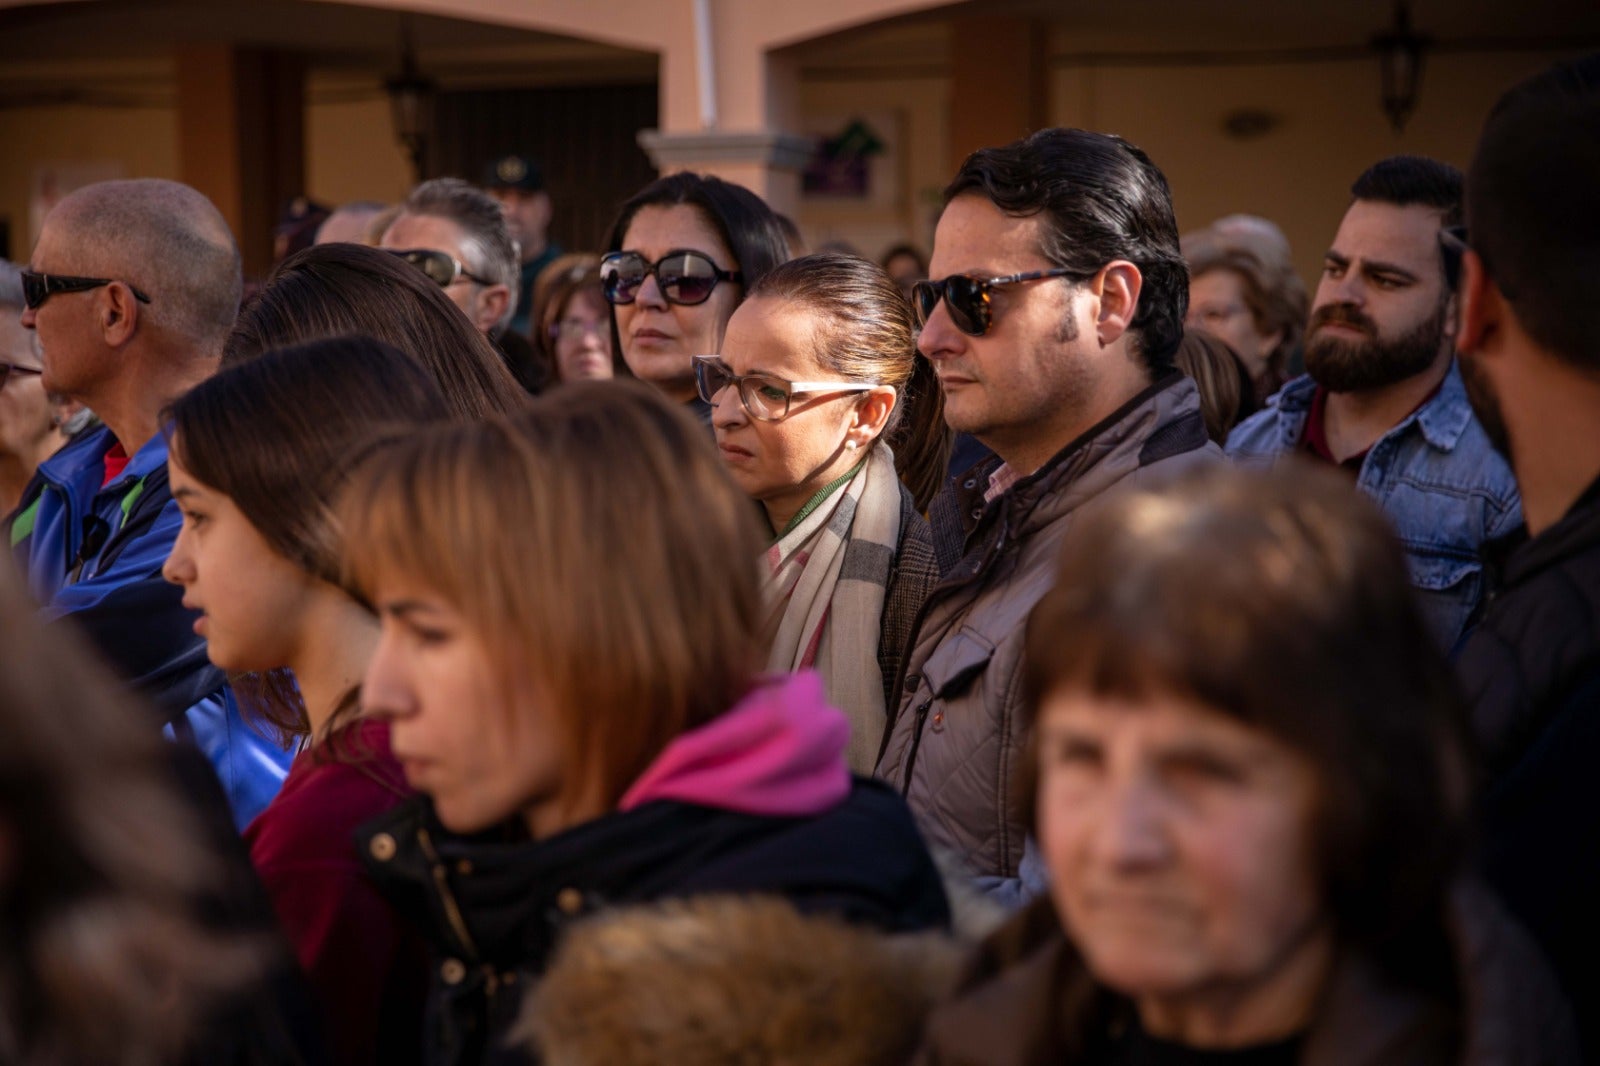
[876,128,1220,907]
[5,179,292,828]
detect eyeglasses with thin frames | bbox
[692,355,887,423]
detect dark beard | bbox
[1459,352,1513,461]
[1304,299,1448,393]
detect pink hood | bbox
[618,672,852,818]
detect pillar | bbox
[176,45,306,278]
[947,16,1048,172]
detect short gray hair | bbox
[400,178,520,326]
[52,180,242,356]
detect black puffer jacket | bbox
[1454,475,1600,1055]
[359,781,950,1066]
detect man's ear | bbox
[102,281,143,347]
[476,284,512,333]
[1457,249,1502,357]
[1093,260,1143,348]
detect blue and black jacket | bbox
[7,425,291,827]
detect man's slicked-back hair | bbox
[944,128,1188,374]
[1350,156,1464,289]
[399,177,521,326]
[1467,53,1600,372]
[55,179,241,356]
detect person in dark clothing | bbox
[341,381,949,1065]
[0,556,327,1066]
[483,154,562,339]
[917,464,1578,1066]
[876,128,1221,906]
[1450,53,1600,1053]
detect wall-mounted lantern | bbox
[1371,1,1431,132]
[385,21,436,181]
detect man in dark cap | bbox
[484,154,562,336]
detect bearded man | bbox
[1227,156,1520,649]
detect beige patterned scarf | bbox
[764,444,901,773]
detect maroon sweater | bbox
[244,717,427,1065]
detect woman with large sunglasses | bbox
[698,253,947,772]
[601,172,790,421]
[343,381,949,1065]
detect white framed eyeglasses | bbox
[691,355,887,423]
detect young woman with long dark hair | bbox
[162,334,449,1065]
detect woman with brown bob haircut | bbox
[344,380,948,1065]
[918,463,1578,1065]
[223,242,527,420]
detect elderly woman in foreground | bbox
[917,463,1579,1065]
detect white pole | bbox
[694,0,718,130]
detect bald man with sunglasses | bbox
[6,179,293,827]
[875,129,1220,907]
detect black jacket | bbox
[359,779,950,1066]
[1454,474,1600,1053]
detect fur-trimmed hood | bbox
[517,895,963,1066]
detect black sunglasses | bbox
[0,362,43,390]
[20,271,152,311]
[911,267,1092,337]
[600,250,741,307]
[388,248,491,288]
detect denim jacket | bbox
[1227,361,1521,650]
[7,426,291,826]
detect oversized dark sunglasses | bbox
[20,271,152,311]
[911,267,1091,337]
[600,250,741,307]
[692,355,884,423]
[388,248,491,288]
[0,362,43,390]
